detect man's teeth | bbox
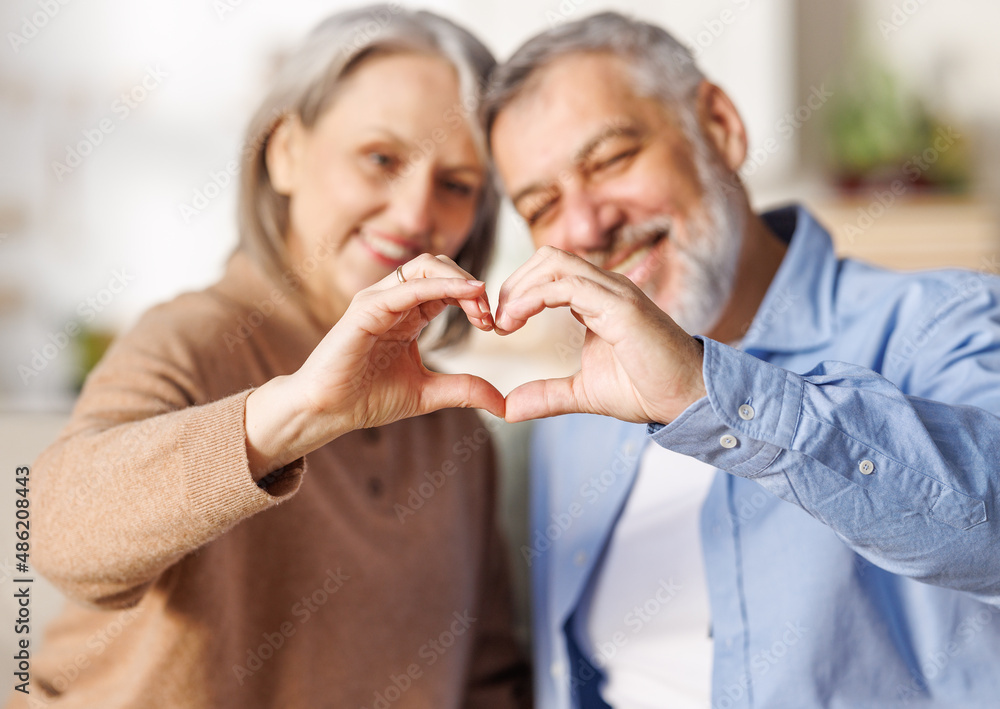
[608,229,669,275]
[361,232,410,261]
[610,244,653,275]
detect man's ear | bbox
[265,114,304,196]
[695,81,748,173]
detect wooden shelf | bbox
[806,196,1000,273]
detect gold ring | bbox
[395,265,406,284]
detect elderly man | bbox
[482,12,1000,709]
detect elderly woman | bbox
[14,6,529,708]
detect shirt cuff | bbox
[647,338,803,478]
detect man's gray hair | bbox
[482,12,706,145]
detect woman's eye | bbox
[368,151,396,169]
[441,179,474,197]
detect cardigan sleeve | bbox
[31,298,304,608]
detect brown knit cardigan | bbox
[6,250,530,709]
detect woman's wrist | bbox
[244,374,350,481]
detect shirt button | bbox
[720,434,738,449]
[738,404,755,420]
[550,661,567,679]
[622,441,636,456]
[573,550,588,567]
[859,459,875,475]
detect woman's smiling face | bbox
[267,51,486,326]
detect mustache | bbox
[584,216,673,268]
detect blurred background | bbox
[2,0,999,661]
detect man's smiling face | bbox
[490,51,745,335]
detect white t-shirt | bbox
[575,440,717,708]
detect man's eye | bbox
[526,198,556,225]
[592,146,640,172]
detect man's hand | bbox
[494,246,707,424]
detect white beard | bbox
[661,147,745,337]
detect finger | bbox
[419,371,506,420]
[496,247,622,332]
[503,375,582,422]
[382,253,493,330]
[351,278,490,336]
[495,245,563,315]
[494,274,624,336]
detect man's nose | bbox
[552,188,620,254]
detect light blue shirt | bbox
[529,205,1000,708]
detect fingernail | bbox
[466,279,484,287]
[478,297,490,315]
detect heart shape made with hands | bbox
[433,247,708,426]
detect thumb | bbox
[419,371,506,419]
[503,375,582,423]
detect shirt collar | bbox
[739,204,839,354]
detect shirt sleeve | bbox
[648,330,1000,605]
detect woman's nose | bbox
[387,166,434,241]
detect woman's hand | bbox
[244,254,502,479]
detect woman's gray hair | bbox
[237,3,498,347]
[482,11,706,149]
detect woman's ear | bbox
[695,81,748,173]
[265,115,304,196]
